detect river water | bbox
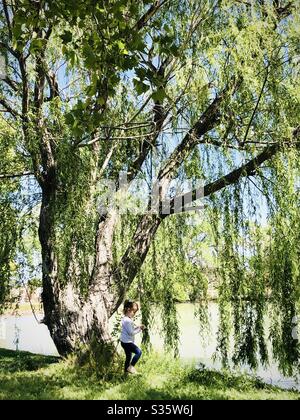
[0,302,299,391]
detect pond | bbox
[0,302,299,391]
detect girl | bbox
[120,300,145,374]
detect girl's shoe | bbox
[127,365,137,374]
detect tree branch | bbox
[204,144,279,196]
[1,76,20,92]
[109,80,243,308]
[97,142,118,180]
[164,127,300,216]
[0,97,20,118]
[241,66,269,147]
[110,213,162,314]
[157,78,242,184]
[0,41,20,60]
[45,69,60,101]
[135,0,169,31]
[2,0,13,40]
[0,171,34,180]
[126,101,166,184]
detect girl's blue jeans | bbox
[120,341,142,371]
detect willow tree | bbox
[0,0,299,370]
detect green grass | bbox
[0,348,299,400]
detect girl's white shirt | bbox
[120,316,141,343]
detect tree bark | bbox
[38,189,114,356]
[38,184,163,355]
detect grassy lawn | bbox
[0,348,299,400]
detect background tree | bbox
[0,0,299,374]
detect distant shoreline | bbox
[3,300,222,317]
[3,303,43,317]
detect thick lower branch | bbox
[157,78,241,184]
[164,132,300,216]
[110,213,162,315]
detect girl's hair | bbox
[123,299,139,314]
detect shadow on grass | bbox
[184,367,272,392]
[0,348,125,400]
[0,348,60,373]
[0,348,299,400]
[113,375,230,400]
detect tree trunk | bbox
[38,191,113,356]
[38,180,163,356]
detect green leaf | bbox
[133,79,150,95]
[61,31,73,44]
[98,97,106,106]
[135,67,148,80]
[152,88,167,102]
[116,40,128,55]
[65,112,75,126]
[12,24,23,40]
[29,38,47,54]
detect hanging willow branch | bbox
[165,129,300,216]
